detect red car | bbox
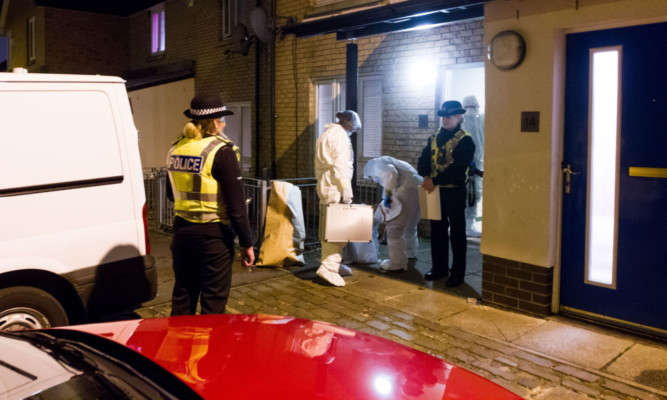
[2,314,522,399]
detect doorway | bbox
[442,64,485,238]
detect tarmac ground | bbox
[130,230,667,400]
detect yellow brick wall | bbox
[3,1,44,71]
[127,0,273,177]
[275,0,484,178]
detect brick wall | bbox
[3,1,43,71]
[128,0,256,98]
[44,9,128,76]
[482,255,554,317]
[273,9,485,178]
[126,0,274,177]
[3,3,129,75]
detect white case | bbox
[418,186,442,220]
[323,204,373,242]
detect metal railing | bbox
[143,168,382,248]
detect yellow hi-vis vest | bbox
[430,129,471,187]
[166,135,239,224]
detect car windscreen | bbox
[1,329,203,400]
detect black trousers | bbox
[429,186,467,280]
[170,219,235,315]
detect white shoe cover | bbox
[379,259,407,272]
[339,263,352,276]
[317,265,345,287]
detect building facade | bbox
[0,0,270,174]
[2,0,666,336]
[482,0,666,335]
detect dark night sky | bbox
[35,0,164,16]
[1,0,163,17]
[0,0,163,16]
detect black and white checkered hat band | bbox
[190,106,227,116]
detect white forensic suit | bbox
[461,95,484,238]
[364,156,423,272]
[315,123,355,286]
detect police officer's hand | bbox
[242,247,255,267]
[422,176,435,194]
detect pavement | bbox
[134,230,667,399]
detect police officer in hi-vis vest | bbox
[167,93,254,315]
[417,100,475,287]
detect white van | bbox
[0,70,156,330]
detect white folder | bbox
[418,187,441,220]
[323,204,373,242]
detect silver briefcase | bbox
[323,204,373,243]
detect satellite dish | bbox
[250,7,272,43]
[232,23,251,56]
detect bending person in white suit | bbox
[315,110,362,286]
[364,156,423,272]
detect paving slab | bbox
[512,320,634,369]
[381,286,470,320]
[604,342,667,391]
[440,304,547,341]
[342,271,422,302]
[534,386,590,400]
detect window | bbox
[224,102,252,172]
[27,16,35,62]
[315,76,383,169]
[359,76,382,158]
[151,4,166,54]
[585,47,622,288]
[315,78,346,138]
[222,0,244,39]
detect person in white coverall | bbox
[315,110,362,287]
[364,156,423,272]
[461,95,484,238]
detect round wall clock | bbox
[488,30,526,70]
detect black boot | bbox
[424,270,448,281]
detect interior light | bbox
[586,47,621,287]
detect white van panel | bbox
[0,184,139,271]
[0,90,123,190]
[0,84,144,269]
[0,73,155,328]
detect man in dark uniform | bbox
[417,100,475,287]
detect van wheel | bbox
[0,287,69,331]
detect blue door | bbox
[561,22,667,334]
